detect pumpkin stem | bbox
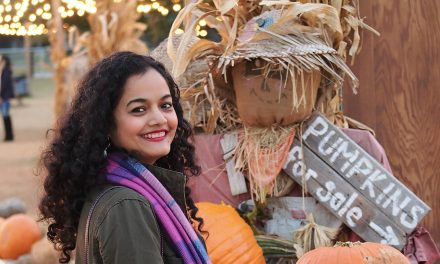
[334,241,362,248]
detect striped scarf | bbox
[105,153,211,264]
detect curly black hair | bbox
[39,51,204,263]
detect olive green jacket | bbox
[75,165,197,264]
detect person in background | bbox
[39,52,210,264]
[0,55,14,141]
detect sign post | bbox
[283,112,431,249]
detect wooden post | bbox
[49,0,67,119]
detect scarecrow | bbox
[151,0,386,260]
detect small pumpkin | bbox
[0,214,41,260]
[297,241,409,264]
[196,202,265,264]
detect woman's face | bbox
[110,69,178,164]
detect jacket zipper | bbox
[151,209,164,258]
[183,174,191,221]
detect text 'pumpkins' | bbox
[0,214,41,260]
[196,202,265,264]
[297,241,409,264]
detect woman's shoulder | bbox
[86,184,151,217]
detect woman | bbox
[0,55,14,141]
[40,52,211,264]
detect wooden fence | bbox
[343,0,440,245]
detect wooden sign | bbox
[283,112,430,249]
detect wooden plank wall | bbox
[343,0,440,244]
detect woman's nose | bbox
[148,107,167,126]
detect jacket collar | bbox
[144,164,188,215]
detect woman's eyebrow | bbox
[126,98,146,107]
[161,94,172,100]
[126,94,172,107]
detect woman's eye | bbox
[162,103,173,110]
[131,107,146,113]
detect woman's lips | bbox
[142,130,167,142]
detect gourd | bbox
[0,214,41,260]
[196,202,266,264]
[297,241,409,264]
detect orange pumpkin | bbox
[196,202,265,264]
[297,241,409,264]
[0,214,41,260]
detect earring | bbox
[104,139,111,157]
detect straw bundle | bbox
[234,125,296,201]
[294,214,340,258]
[84,0,148,64]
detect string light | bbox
[174,28,184,35]
[0,0,184,36]
[152,2,160,9]
[172,4,181,12]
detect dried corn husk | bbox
[300,0,380,127]
[85,0,148,64]
[294,214,340,258]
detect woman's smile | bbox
[142,129,168,142]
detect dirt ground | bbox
[0,82,54,221]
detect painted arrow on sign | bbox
[369,221,400,246]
